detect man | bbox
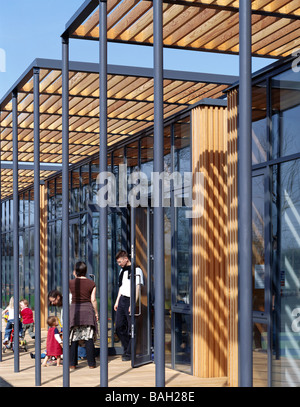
[114,250,143,361]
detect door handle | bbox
[135,274,141,317]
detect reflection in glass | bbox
[253,322,268,387]
[174,312,191,373]
[252,175,265,312]
[176,207,190,305]
[252,82,267,164]
[272,160,300,386]
[272,70,300,159]
[164,207,172,367]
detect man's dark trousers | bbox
[115,295,131,356]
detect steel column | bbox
[99,0,108,387]
[238,0,253,387]
[0,110,2,363]
[153,0,165,387]
[12,89,19,372]
[33,67,41,386]
[62,35,70,387]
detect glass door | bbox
[130,206,153,367]
[252,167,273,387]
[69,217,80,272]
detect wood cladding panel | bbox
[226,90,238,387]
[40,184,48,329]
[192,104,229,379]
[192,102,238,385]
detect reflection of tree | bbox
[273,160,300,251]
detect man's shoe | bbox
[122,354,131,361]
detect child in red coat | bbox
[42,316,63,367]
[20,299,35,340]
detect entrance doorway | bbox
[89,204,153,367]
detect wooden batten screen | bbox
[192,102,238,385]
[40,183,48,329]
[226,90,238,387]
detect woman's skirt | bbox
[69,302,97,344]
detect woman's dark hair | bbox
[75,261,87,277]
[48,290,62,307]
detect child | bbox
[20,299,35,340]
[42,316,63,367]
[2,297,23,345]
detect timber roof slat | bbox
[67,0,300,57]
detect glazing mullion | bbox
[265,77,272,387]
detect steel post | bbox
[33,67,41,386]
[12,89,19,372]
[238,0,253,387]
[62,35,70,387]
[0,110,2,363]
[99,0,108,387]
[153,0,165,387]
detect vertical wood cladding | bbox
[192,99,238,386]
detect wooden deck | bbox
[0,329,227,388]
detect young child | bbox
[20,299,35,340]
[2,297,23,345]
[42,316,63,367]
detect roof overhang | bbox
[0,58,236,199]
[62,0,300,58]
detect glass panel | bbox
[253,322,268,387]
[164,207,172,367]
[133,207,151,364]
[174,312,191,373]
[24,229,30,299]
[272,69,300,158]
[252,175,265,312]
[140,135,153,197]
[29,228,34,307]
[19,233,24,299]
[272,160,300,386]
[55,220,62,293]
[176,207,190,305]
[81,164,90,211]
[91,158,99,204]
[113,148,124,206]
[252,81,267,164]
[174,117,191,177]
[72,169,80,213]
[80,214,87,261]
[48,181,55,221]
[56,176,62,219]
[19,193,24,228]
[126,142,139,205]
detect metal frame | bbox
[99,0,108,388]
[12,89,20,372]
[61,35,70,387]
[33,67,41,386]
[238,0,252,387]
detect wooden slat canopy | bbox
[66,0,300,58]
[0,59,235,199]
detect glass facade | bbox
[1,191,35,308]
[252,58,300,386]
[1,111,192,375]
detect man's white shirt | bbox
[119,267,144,297]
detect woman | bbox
[69,261,99,369]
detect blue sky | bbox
[0,0,277,99]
